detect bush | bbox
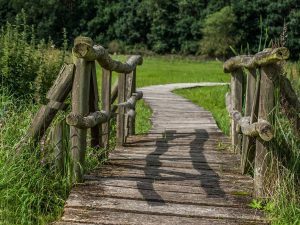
[0,10,67,103]
[108,40,126,54]
[199,6,240,57]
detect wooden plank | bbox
[71,185,251,207]
[109,159,239,172]
[58,208,267,225]
[117,73,127,146]
[65,196,264,221]
[101,68,112,149]
[89,61,102,149]
[70,59,91,183]
[254,66,275,198]
[241,69,257,174]
[230,68,244,153]
[84,177,253,194]
[85,176,254,192]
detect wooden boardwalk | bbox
[56,83,267,225]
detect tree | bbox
[199,6,239,57]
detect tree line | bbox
[0,0,299,59]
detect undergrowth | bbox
[0,90,71,224]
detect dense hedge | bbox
[0,0,299,58]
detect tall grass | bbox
[0,90,72,224]
[0,11,72,224]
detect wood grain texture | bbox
[56,83,266,225]
[117,73,127,146]
[241,69,257,174]
[101,69,112,148]
[254,66,275,198]
[230,68,244,153]
[70,59,91,183]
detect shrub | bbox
[0,10,67,103]
[108,40,126,54]
[199,6,240,58]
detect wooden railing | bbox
[223,47,300,197]
[18,36,143,183]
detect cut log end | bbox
[257,120,273,141]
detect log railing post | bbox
[101,68,112,149]
[254,65,275,198]
[125,71,134,138]
[50,120,69,176]
[70,58,91,183]
[117,73,127,146]
[90,61,102,149]
[128,69,136,135]
[241,68,257,174]
[231,68,244,153]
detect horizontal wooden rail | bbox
[225,92,273,141]
[66,111,110,129]
[223,47,289,73]
[73,37,143,73]
[18,36,143,184]
[118,91,143,109]
[223,47,292,198]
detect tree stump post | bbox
[254,65,275,198]
[117,73,127,146]
[125,71,134,137]
[129,69,137,135]
[241,68,257,174]
[89,61,102,149]
[231,68,243,153]
[101,68,112,149]
[70,58,91,183]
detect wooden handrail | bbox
[73,36,143,73]
[19,36,143,184]
[223,47,294,198]
[223,47,289,73]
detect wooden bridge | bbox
[55,83,267,225]
[21,37,296,224]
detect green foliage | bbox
[1,0,300,58]
[199,6,240,57]
[0,10,67,102]
[0,91,72,224]
[135,100,152,134]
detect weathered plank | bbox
[59,209,267,225]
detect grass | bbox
[106,55,228,87]
[0,91,71,224]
